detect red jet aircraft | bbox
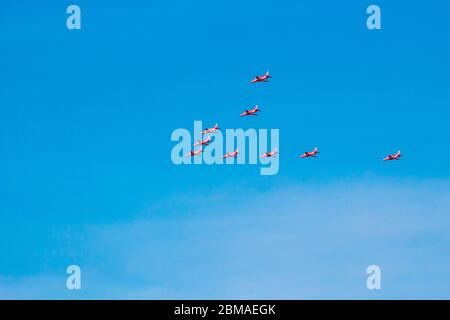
[201,123,220,135]
[223,149,239,159]
[383,150,402,161]
[194,136,211,147]
[250,71,271,83]
[186,148,203,157]
[240,105,260,117]
[300,147,319,158]
[261,148,278,158]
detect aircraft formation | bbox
[186,71,402,162]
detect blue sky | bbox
[0,0,449,299]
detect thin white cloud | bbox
[2,177,450,299]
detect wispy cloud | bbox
[2,177,450,299]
